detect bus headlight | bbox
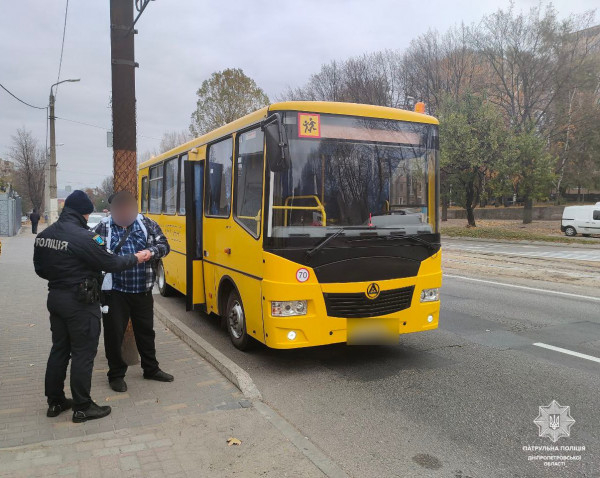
[271,300,307,317]
[420,288,440,302]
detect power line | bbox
[55,116,108,130]
[54,0,70,99]
[0,82,46,110]
[54,115,161,140]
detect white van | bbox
[561,203,600,236]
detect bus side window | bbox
[140,176,149,213]
[593,210,600,220]
[234,128,264,237]
[164,158,178,214]
[179,154,187,215]
[205,138,233,217]
[149,164,163,214]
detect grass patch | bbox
[441,226,599,244]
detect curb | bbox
[253,401,350,478]
[154,302,261,400]
[441,235,600,250]
[154,301,350,478]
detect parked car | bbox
[561,203,600,237]
[87,212,108,230]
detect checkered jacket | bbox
[93,215,170,293]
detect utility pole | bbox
[44,109,50,221]
[110,0,138,197]
[48,79,79,225]
[48,93,58,224]
[110,0,148,366]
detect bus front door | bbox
[184,160,206,311]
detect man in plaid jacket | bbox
[94,191,173,392]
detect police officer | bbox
[34,190,151,423]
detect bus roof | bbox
[139,101,438,169]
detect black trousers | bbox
[102,290,159,380]
[45,289,101,411]
[31,221,39,234]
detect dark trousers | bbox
[31,221,39,234]
[45,289,101,411]
[102,290,159,381]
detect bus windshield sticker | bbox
[298,113,321,138]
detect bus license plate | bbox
[347,318,398,345]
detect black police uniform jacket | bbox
[33,207,139,289]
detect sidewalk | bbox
[0,228,324,477]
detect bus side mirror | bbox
[263,114,291,172]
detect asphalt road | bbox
[156,275,600,478]
[443,238,600,262]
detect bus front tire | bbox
[225,290,251,351]
[157,260,175,297]
[564,226,577,237]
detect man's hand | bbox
[134,250,152,263]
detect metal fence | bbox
[0,187,22,236]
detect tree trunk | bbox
[555,171,564,205]
[523,197,533,224]
[465,181,476,227]
[441,198,448,222]
[466,207,476,227]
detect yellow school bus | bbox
[138,101,441,350]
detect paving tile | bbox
[0,232,325,478]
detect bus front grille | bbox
[323,286,415,318]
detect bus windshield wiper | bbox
[400,234,440,251]
[306,229,344,258]
[348,232,439,251]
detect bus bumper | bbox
[261,272,441,349]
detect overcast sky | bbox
[0,0,597,190]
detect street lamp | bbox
[46,78,80,224]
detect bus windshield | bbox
[266,112,438,246]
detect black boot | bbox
[47,398,73,417]
[109,377,128,392]
[143,369,174,382]
[72,402,112,423]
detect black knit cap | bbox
[64,190,94,215]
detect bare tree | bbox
[280,51,404,108]
[402,24,483,115]
[159,130,193,152]
[471,4,595,130]
[8,128,46,211]
[99,175,114,200]
[470,4,596,222]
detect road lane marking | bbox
[533,343,600,364]
[444,274,600,302]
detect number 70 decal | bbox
[296,268,310,282]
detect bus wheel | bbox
[157,260,175,297]
[225,290,251,350]
[564,226,577,237]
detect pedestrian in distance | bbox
[33,190,153,423]
[94,190,173,393]
[30,208,40,234]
